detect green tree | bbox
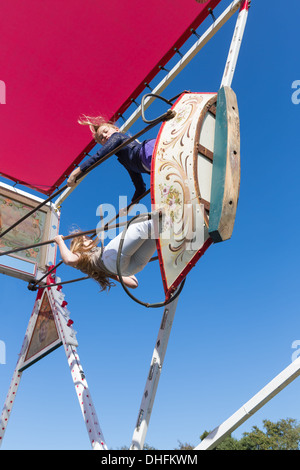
[175,441,194,450]
[200,418,300,450]
[238,418,300,450]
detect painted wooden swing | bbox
[151,86,240,300]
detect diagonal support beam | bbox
[221,0,250,88]
[122,0,243,134]
[130,296,180,450]
[195,355,300,450]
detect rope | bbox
[116,212,185,308]
[34,256,159,291]
[35,276,90,290]
[30,260,64,289]
[0,221,134,258]
[0,107,174,240]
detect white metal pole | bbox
[195,355,300,450]
[123,0,243,134]
[0,294,42,447]
[130,296,180,450]
[220,0,250,88]
[44,203,60,271]
[48,285,108,450]
[0,365,23,447]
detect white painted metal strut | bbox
[0,296,40,447]
[195,355,300,450]
[0,285,107,450]
[221,0,250,88]
[122,0,243,133]
[0,364,23,447]
[130,296,180,450]
[47,284,107,450]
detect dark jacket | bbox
[79,132,149,200]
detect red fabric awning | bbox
[0,0,222,195]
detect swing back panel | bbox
[0,183,59,282]
[151,88,240,298]
[209,86,240,242]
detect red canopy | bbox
[0,0,222,195]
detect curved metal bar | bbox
[32,275,90,291]
[116,213,185,308]
[141,93,175,124]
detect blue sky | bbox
[1,0,300,450]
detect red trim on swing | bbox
[240,0,250,11]
[150,92,214,299]
[150,93,184,296]
[165,237,213,300]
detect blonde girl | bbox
[54,217,157,292]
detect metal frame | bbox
[122,0,245,134]
[130,297,180,450]
[47,284,107,450]
[0,0,257,451]
[0,283,107,450]
[0,181,60,283]
[221,0,250,88]
[53,0,245,209]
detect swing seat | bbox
[151,87,240,299]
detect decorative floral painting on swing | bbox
[0,194,47,264]
[24,291,59,362]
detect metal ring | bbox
[116,213,185,308]
[141,93,174,124]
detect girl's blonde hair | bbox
[78,115,119,144]
[70,232,114,292]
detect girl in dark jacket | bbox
[67,115,156,202]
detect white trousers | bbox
[102,219,157,276]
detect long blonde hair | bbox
[78,115,120,144]
[70,233,114,292]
